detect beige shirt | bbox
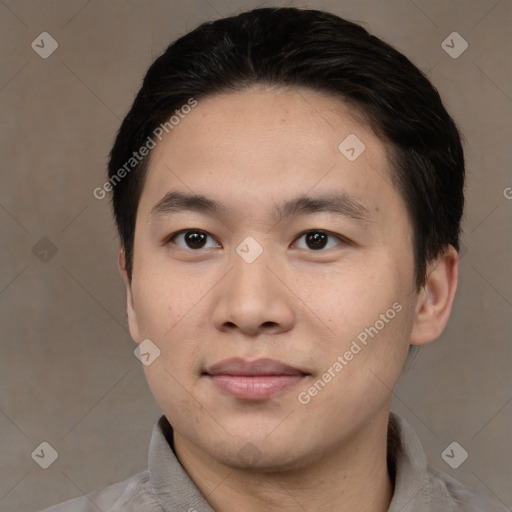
[38,412,508,512]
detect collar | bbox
[148,411,433,512]
[386,412,433,511]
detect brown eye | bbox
[166,230,220,250]
[184,231,207,249]
[294,230,345,251]
[305,231,328,250]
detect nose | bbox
[212,245,295,337]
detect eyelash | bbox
[163,229,351,251]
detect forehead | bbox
[151,86,379,159]
[139,87,403,223]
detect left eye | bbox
[166,230,220,250]
[164,229,346,251]
[293,230,344,251]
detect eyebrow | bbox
[149,190,372,223]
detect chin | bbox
[218,446,312,473]
[200,430,318,473]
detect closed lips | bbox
[204,357,308,376]
[204,358,309,400]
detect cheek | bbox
[293,257,403,336]
[133,270,205,415]
[297,299,413,424]
[143,362,202,436]
[296,257,414,386]
[131,268,212,372]
[132,268,196,335]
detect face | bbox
[122,87,422,471]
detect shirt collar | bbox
[386,412,433,511]
[148,415,215,512]
[148,411,433,512]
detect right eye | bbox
[164,229,222,250]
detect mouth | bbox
[203,358,309,401]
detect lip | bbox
[204,358,308,400]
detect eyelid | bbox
[163,228,353,250]
[163,229,220,247]
[291,229,352,249]
[296,229,351,242]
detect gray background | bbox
[0,0,510,510]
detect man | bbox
[41,6,507,512]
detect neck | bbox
[173,408,394,512]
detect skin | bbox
[118,86,458,512]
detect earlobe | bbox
[410,245,459,346]
[117,246,141,343]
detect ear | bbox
[118,246,141,344]
[410,245,459,346]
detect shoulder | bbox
[388,412,508,512]
[427,464,509,512]
[34,470,151,512]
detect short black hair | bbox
[107,7,465,290]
